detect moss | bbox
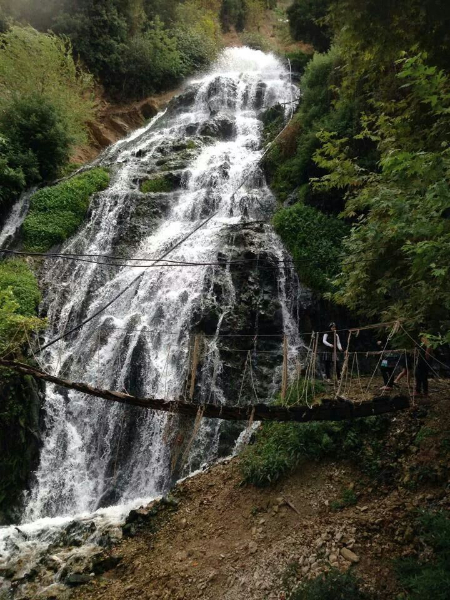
[22,167,110,252]
[141,176,176,193]
[0,259,41,316]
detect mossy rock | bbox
[141,176,177,194]
[22,167,110,252]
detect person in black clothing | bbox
[415,337,433,397]
[322,322,342,381]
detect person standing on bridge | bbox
[323,322,342,381]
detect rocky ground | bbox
[51,388,448,600]
[2,382,449,600]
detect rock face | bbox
[0,371,43,524]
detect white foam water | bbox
[0,48,301,585]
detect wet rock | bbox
[140,100,158,120]
[37,583,67,599]
[161,494,180,508]
[122,523,137,538]
[92,555,122,574]
[65,573,91,586]
[199,117,234,140]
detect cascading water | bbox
[0,48,303,590]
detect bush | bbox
[273,203,349,293]
[0,136,36,216]
[0,261,45,355]
[290,569,375,600]
[174,27,219,76]
[287,0,332,52]
[395,511,450,600]
[119,19,183,98]
[241,31,271,52]
[0,94,72,183]
[0,26,95,146]
[240,415,390,486]
[0,259,41,317]
[285,49,313,77]
[22,168,110,251]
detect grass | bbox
[394,510,450,600]
[240,415,390,487]
[289,569,376,600]
[330,487,358,511]
[22,168,110,252]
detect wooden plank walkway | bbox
[0,359,410,422]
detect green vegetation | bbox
[264,47,364,212]
[285,49,313,77]
[330,486,357,511]
[395,511,450,600]
[273,203,349,292]
[0,25,96,215]
[287,0,331,53]
[141,176,175,194]
[290,569,375,600]
[0,258,45,518]
[2,0,222,101]
[0,26,95,145]
[267,0,450,345]
[1,94,72,183]
[0,261,45,355]
[240,415,389,486]
[22,168,110,252]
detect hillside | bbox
[42,390,450,600]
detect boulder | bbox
[340,548,359,563]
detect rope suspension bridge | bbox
[1,102,446,428]
[3,320,442,425]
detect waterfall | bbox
[9,49,301,528]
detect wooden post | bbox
[281,335,288,401]
[336,331,352,398]
[333,329,337,384]
[189,334,201,400]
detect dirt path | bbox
[70,393,450,600]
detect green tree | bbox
[120,18,183,98]
[1,95,72,182]
[0,26,95,146]
[287,0,331,52]
[314,54,450,340]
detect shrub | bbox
[273,203,349,293]
[290,569,375,600]
[330,486,357,510]
[119,19,183,98]
[22,168,110,252]
[0,261,45,355]
[0,136,36,216]
[0,259,41,317]
[285,49,313,77]
[287,0,332,53]
[395,511,450,600]
[240,415,390,486]
[0,94,72,183]
[241,31,271,52]
[174,26,219,76]
[0,26,95,146]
